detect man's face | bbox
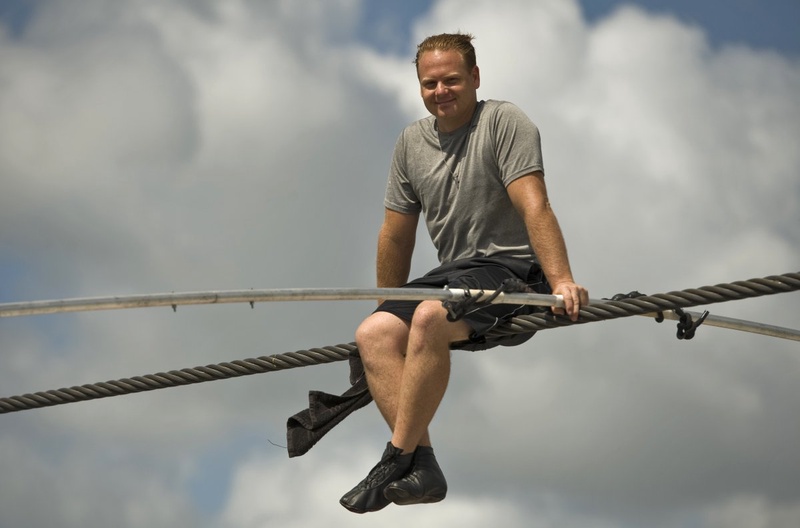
[417,49,480,133]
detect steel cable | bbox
[0,344,357,414]
[1,272,797,415]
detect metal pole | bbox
[1,287,797,341]
[0,287,565,318]
[652,310,800,341]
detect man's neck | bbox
[435,102,479,133]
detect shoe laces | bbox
[359,450,407,488]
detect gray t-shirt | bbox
[385,99,544,264]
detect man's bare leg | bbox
[355,311,432,446]
[341,302,468,513]
[389,301,470,453]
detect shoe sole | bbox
[339,498,391,514]
[384,487,447,506]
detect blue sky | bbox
[3,0,799,55]
[352,0,800,55]
[582,0,800,54]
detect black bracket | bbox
[607,291,709,341]
[443,278,531,322]
[674,308,710,340]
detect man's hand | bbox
[551,282,589,322]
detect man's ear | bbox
[472,65,480,89]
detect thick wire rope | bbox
[1,272,798,415]
[0,344,358,414]
[490,273,800,336]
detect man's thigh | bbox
[374,260,526,340]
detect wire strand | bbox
[1,271,797,415]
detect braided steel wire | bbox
[1,272,797,415]
[489,273,800,337]
[0,344,357,414]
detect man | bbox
[340,32,589,514]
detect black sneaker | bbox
[339,442,413,514]
[383,445,447,505]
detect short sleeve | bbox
[384,129,422,214]
[490,102,544,186]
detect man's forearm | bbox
[376,229,415,288]
[525,205,575,288]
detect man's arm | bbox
[377,208,419,289]
[506,172,589,320]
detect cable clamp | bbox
[606,290,710,340]
[675,308,710,340]
[606,290,666,322]
[443,278,531,322]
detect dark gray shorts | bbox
[374,256,551,351]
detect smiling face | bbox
[417,49,481,133]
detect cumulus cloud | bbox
[1,0,798,527]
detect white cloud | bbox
[219,446,576,528]
[1,0,798,527]
[702,495,800,528]
[0,430,205,528]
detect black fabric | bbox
[286,354,372,458]
[377,256,550,351]
[285,256,550,457]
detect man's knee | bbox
[355,312,409,359]
[410,301,449,332]
[410,301,471,343]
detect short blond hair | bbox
[414,32,476,71]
